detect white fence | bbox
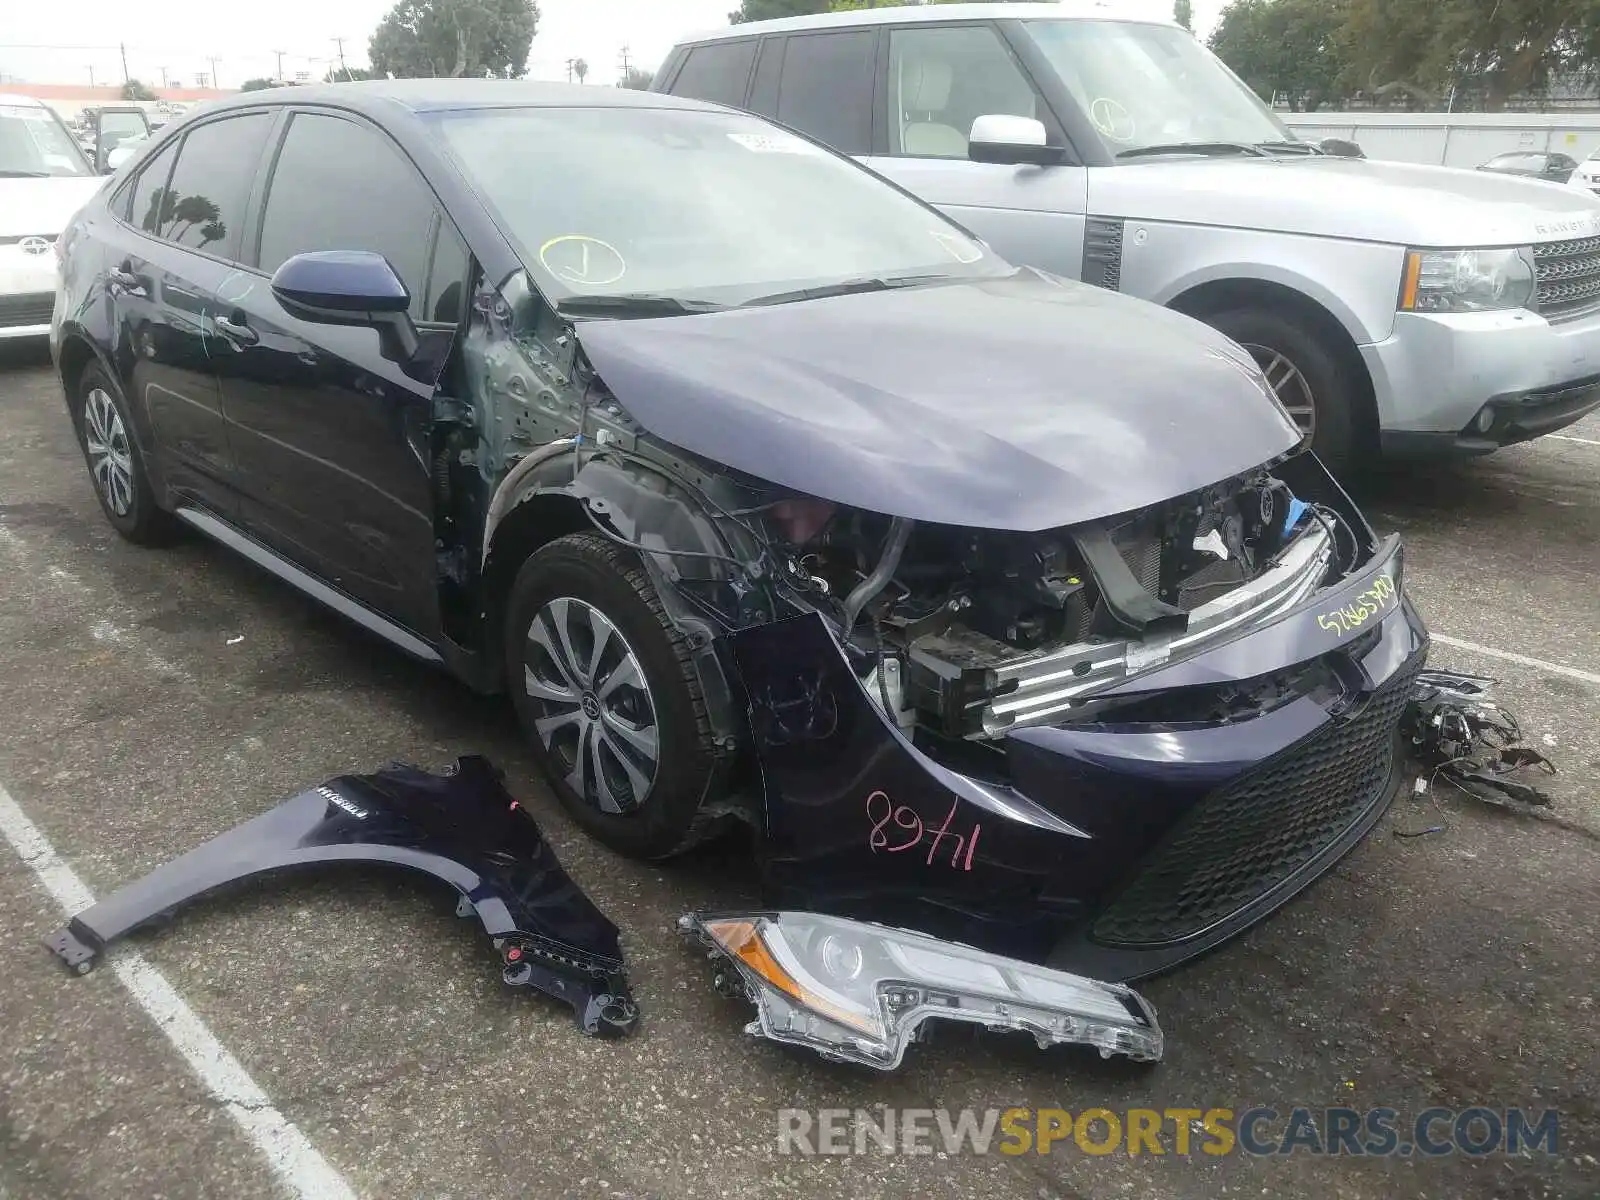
[1281,112,1600,168]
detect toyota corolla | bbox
[51,82,1427,1060]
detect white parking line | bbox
[1430,633,1600,688]
[0,782,356,1200]
[1547,433,1600,447]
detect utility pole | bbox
[565,58,574,82]
[333,37,353,82]
[208,56,220,89]
[120,42,130,85]
[87,65,96,88]
[158,66,170,88]
[273,50,285,82]
[617,44,631,81]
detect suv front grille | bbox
[1533,235,1600,320]
[0,292,54,329]
[1091,654,1423,948]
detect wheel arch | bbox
[1166,275,1380,457]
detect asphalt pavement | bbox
[0,340,1596,1200]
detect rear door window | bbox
[127,138,179,231]
[153,113,273,260]
[255,111,438,319]
[668,40,758,107]
[774,30,876,155]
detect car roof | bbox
[674,1,1172,44]
[198,78,722,119]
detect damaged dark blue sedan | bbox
[52,82,1426,1066]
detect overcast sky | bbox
[0,0,1223,90]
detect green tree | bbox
[730,0,829,24]
[1209,0,1349,111]
[1341,0,1600,110]
[121,78,158,101]
[619,64,654,89]
[1173,0,1193,32]
[827,0,1006,7]
[572,57,589,83]
[239,77,279,92]
[369,0,538,78]
[325,66,378,82]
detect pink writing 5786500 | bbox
[865,790,981,871]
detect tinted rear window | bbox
[156,113,272,259]
[669,40,757,107]
[775,31,875,155]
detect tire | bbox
[73,362,177,545]
[1201,307,1359,473]
[504,532,727,860]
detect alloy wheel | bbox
[83,388,135,516]
[1241,343,1317,439]
[524,596,660,815]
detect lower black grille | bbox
[1091,654,1423,947]
[0,292,54,329]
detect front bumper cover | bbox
[1364,307,1600,450]
[44,756,640,1036]
[730,538,1428,981]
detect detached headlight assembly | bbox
[678,911,1163,1071]
[1400,247,1536,313]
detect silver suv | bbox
[656,2,1600,469]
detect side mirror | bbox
[270,250,419,362]
[1318,137,1365,159]
[968,115,1065,167]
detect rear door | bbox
[101,111,275,514]
[212,108,465,637]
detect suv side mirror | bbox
[271,250,419,363]
[1318,137,1365,159]
[968,115,1065,167]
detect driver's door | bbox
[856,22,1090,279]
[211,108,467,637]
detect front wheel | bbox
[1201,308,1360,473]
[504,533,727,860]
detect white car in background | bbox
[0,95,104,341]
[1572,149,1600,197]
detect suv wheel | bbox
[75,363,176,545]
[504,532,726,860]
[1201,308,1359,472]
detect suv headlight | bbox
[1400,247,1536,313]
[679,910,1163,1071]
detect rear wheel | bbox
[1201,307,1360,473]
[74,363,176,545]
[504,533,726,860]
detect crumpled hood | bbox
[576,271,1302,531]
[0,176,104,238]
[1095,156,1600,246]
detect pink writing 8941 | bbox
[865,790,981,871]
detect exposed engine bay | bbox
[761,464,1366,742]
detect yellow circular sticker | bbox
[1089,97,1136,144]
[538,235,627,287]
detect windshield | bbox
[0,103,92,177]
[1020,19,1291,158]
[433,106,1006,306]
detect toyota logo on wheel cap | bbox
[19,236,52,256]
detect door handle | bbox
[213,312,259,347]
[108,266,147,298]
